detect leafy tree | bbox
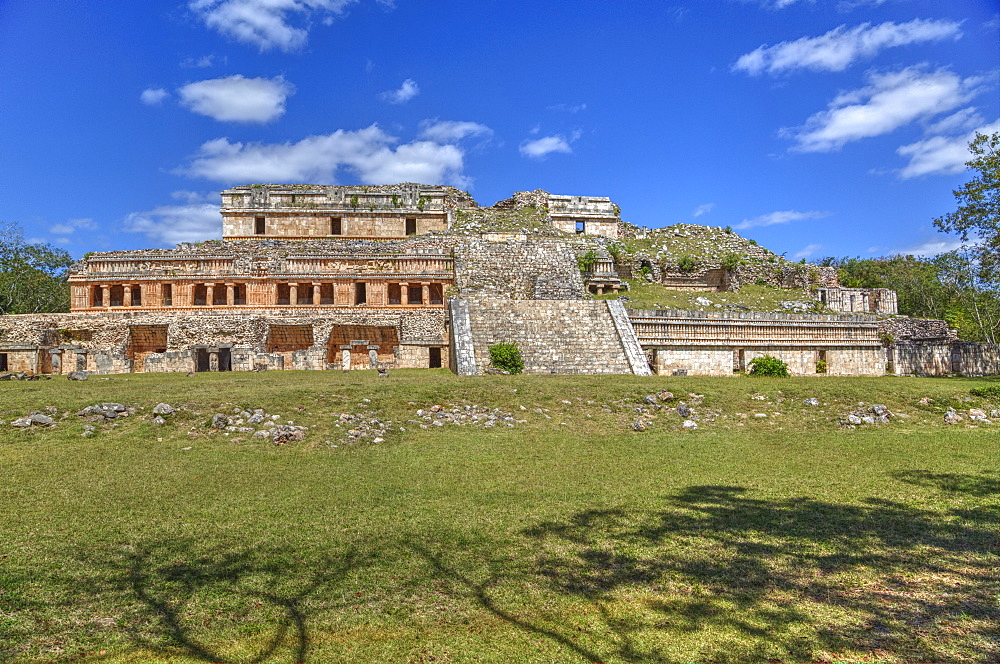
[0,223,73,314]
[933,131,1000,277]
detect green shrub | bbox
[721,253,742,272]
[577,250,598,273]
[677,255,698,274]
[606,243,624,263]
[748,355,789,377]
[488,343,524,374]
[815,359,827,374]
[970,385,1000,401]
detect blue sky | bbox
[1,0,996,261]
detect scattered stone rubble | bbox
[408,403,522,430]
[840,404,893,427]
[942,407,998,425]
[207,407,306,445]
[0,372,49,381]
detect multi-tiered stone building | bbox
[1,183,996,377]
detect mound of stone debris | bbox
[943,407,998,425]
[629,391,713,432]
[331,411,393,445]
[0,372,49,381]
[840,404,893,427]
[409,404,522,430]
[207,407,307,445]
[78,402,135,421]
[10,411,57,428]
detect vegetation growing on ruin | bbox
[487,342,524,374]
[0,371,997,664]
[449,205,568,236]
[592,280,833,314]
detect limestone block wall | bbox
[453,236,585,300]
[825,348,886,376]
[654,347,733,376]
[630,309,885,377]
[223,211,448,240]
[878,317,955,342]
[816,288,898,315]
[889,340,1000,376]
[464,299,634,375]
[0,308,449,374]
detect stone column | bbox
[289,283,298,306]
[400,282,410,304]
[341,347,351,371]
[50,349,62,375]
[205,283,214,307]
[209,348,219,372]
[421,282,429,306]
[102,286,111,309]
[76,350,88,371]
[123,285,132,307]
[226,283,234,306]
[313,283,322,306]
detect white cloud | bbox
[733,19,962,76]
[140,88,169,105]
[924,107,985,135]
[692,203,715,217]
[417,120,493,143]
[894,237,965,257]
[897,118,1000,178]
[125,203,223,245]
[49,218,96,235]
[177,75,293,123]
[180,54,219,68]
[171,190,218,204]
[380,79,419,104]
[735,209,831,230]
[189,0,360,52]
[739,0,889,7]
[519,132,579,159]
[178,124,468,186]
[792,243,822,260]
[785,67,981,152]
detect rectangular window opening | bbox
[428,283,444,305]
[429,347,442,369]
[131,285,142,307]
[276,283,291,306]
[255,216,266,235]
[575,221,585,234]
[320,283,335,305]
[162,284,173,306]
[407,285,423,305]
[233,284,246,306]
[92,287,103,307]
[405,218,417,236]
[330,217,342,235]
[355,282,367,305]
[387,284,402,305]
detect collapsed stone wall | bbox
[453,236,585,300]
[878,317,956,342]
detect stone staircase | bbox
[449,297,651,375]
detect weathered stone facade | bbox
[2,182,990,378]
[629,309,885,376]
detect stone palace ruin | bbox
[1,183,997,377]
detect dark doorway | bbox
[255,216,266,234]
[196,348,210,372]
[218,348,232,372]
[405,218,417,235]
[331,217,342,235]
[429,347,442,368]
[0,353,7,372]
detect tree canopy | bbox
[0,223,74,315]
[933,131,1000,276]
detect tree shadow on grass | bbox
[891,469,1000,498]
[414,484,999,663]
[71,537,371,664]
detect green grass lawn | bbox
[1,371,998,663]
